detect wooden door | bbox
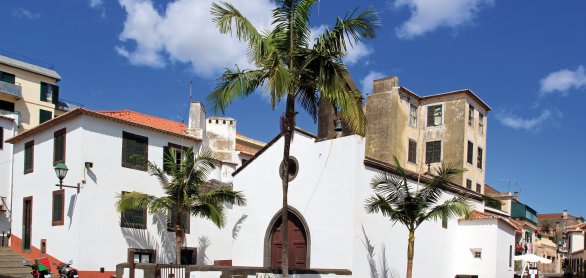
[22,197,32,250]
[270,213,307,269]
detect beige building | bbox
[0,55,77,133]
[365,76,490,193]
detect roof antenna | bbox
[189,80,193,102]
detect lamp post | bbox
[54,162,79,193]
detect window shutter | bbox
[427,106,434,127]
[40,82,48,101]
[433,141,441,162]
[1,72,15,84]
[163,146,172,173]
[425,142,432,163]
[467,141,473,164]
[0,128,3,150]
[52,85,60,105]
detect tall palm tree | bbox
[209,1,379,275]
[365,158,470,278]
[116,147,246,264]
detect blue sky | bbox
[3,0,586,216]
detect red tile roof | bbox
[96,110,188,137]
[464,210,520,230]
[565,222,586,232]
[236,143,257,156]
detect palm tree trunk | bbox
[175,209,183,265]
[406,229,415,278]
[280,96,295,277]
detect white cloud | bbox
[393,0,494,39]
[360,71,386,94]
[309,25,374,66]
[539,65,586,95]
[11,8,40,20]
[496,109,560,131]
[90,0,103,8]
[116,0,275,77]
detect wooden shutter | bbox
[477,147,483,169]
[0,128,3,150]
[52,190,64,225]
[1,72,15,84]
[466,179,472,189]
[40,82,48,101]
[467,141,473,164]
[53,128,66,164]
[52,85,60,105]
[24,141,34,174]
[432,141,441,162]
[427,106,434,127]
[408,140,417,164]
[163,146,172,173]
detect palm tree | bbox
[116,147,246,264]
[365,158,470,278]
[208,1,379,275]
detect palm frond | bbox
[201,187,247,206]
[116,192,171,214]
[314,7,380,53]
[417,196,470,228]
[207,67,266,114]
[190,200,226,228]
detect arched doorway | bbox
[264,208,310,269]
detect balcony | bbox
[485,196,503,211]
[0,80,22,99]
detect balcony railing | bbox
[0,80,22,99]
[485,196,503,211]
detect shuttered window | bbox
[477,147,483,169]
[426,105,442,127]
[52,190,64,226]
[467,141,473,164]
[425,141,441,163]
[163,143,187,173]
[120,191,147,229]
[0,128,3,150]
[479,113,485,134]
[476,183,482,193]
[0,71,15,84]
[39,109,52,124]
[40,82,59,105]
[122,132,148,171]
[0,100,15,112]
[24,140,34,174]
[408,139,417,164]
[468,104,474,126]
[466,179,472,190]
[53,128,66,164]
[409,104,417,127]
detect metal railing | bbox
[156,264,188,278]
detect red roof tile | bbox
[96,110,187,136]
[464,210,520,230]
[236,143,257,156]
[538,213,583,221]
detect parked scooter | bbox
[54,260,79,278]
[22,258,52,278]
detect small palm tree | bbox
[365,158,470,278]
[209,1,379,275]
[116,147,246,264]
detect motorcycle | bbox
[22,257,52,278]
[54,260,78,278]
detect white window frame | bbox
[478,113,485,135]
[409,103,418,127]
[425,103,444,128]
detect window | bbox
[53,128,66,164]
[466,179,472,190]
[279,156,299,181]
[426,105,442,127]
[24,140,34,174]
[120,192,147,229]
[0,128,3,150]
[468,104,474,126]
[409,104,417,127]
[0,100,15,112]
[0,71,15,84]
[477,147,483,169]
[476,183,482,193]
[163,143,187,173]
[127,248,155,264]
[509,245,512,267]
[478,113,485,134]
[39,109,52,124]
[167,208,190,234]
[474,251,482,259]
[425,141,441,164]
[408,139,417,164]
[122,132,148,171]
[180,248,197,265]
[52,190,64,226]
[467,141,473,164]
[442,217,448,229]
[40,82,59,104]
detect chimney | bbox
[513,192,519,200]
[206,117,237,163]
[187,101,206,139]
[365,75,399,165]
[373,76,399,94]
[563,210,568,219]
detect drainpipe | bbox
[8,119,16,246]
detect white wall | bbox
[0,115,17,236]
[569,232,584,254]
[10,114,238,272]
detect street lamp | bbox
[54,162,79,193]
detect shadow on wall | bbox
[67,194,77,229]
[196,236,212,265]
[121,212,175,263]
[362,226,398,278]
[232,214,248,240]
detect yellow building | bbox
[0,55,77,133]
[365,76,490,193]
